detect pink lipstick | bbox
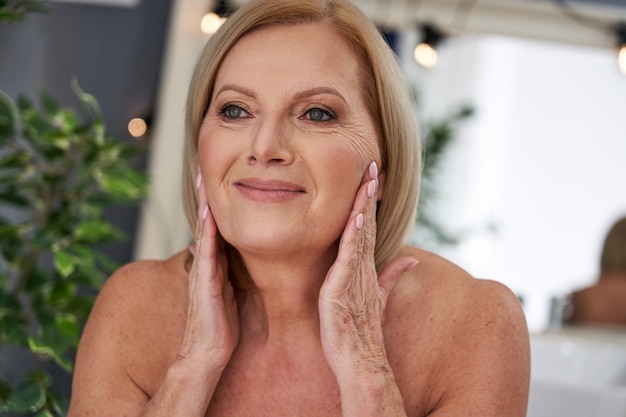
[234,178,306,202]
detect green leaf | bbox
[45,131,71,150]
[1,379,46,413]
[34,409,55,417]
[98,170,146,201]
[0,288,22,311]
[28,336,73,372]
[48,280,75,309]
[0,222,21,238]
[55,313,79,343]
[40,88,60,116]
[0,149,29,168]
[72,263,105,288]
[74,219,124,243]
[0,90,18,142]
[0,311,29,346]
[71,79,103,123]
[53,250,76,278]
[65,294,95,318]
[48,390,70,417]
[95,251,121,273]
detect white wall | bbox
[400,30,626,331]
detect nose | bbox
[247,115,295,166]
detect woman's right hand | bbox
[178,171,239,369]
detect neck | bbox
[235,245,337,345]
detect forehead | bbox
[214,23,364,94]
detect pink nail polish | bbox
[202,205,208,220]
[369,161,378,179]
[356,213,364,230]
[367,180,376,198]
[196,171,202,190]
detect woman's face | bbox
[198,22,381,260]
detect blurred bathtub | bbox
[528,326,626,417]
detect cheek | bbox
[197,129,237,202]
[340,129,381,179]
[198,124,238,173]
[311,133,377,206]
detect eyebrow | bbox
[293,87,347,105]
[213,84,257,99]
[213,84,347,105]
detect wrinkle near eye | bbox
[341,125,380,165]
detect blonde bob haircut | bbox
[182,0,421,289]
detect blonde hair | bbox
[600,216,626,274]
[182,0,421,289]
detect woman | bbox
[68,0,530,416]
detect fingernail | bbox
[202,205,208,220]
[407,258,420,269]
[196,171,202,190]
[369,161,378,179]
[367,179,376,198]
[355,213,364,230]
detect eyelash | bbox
[217,103,337,122]
[218,104,250,120]
[303,107,336,122]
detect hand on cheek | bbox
[319,161,418,380]
[178,169,239,366]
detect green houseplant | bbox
[1,4,147,415]
[0,80,147,416]
[413,86,475,248]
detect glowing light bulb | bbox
[128,118,147,138]
[201,12,226,35]
[619,44,626,75]
[414,43,438,68]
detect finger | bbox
[377,256,419,300]
[361,166,379,259]
[191,171,223,296]
[195,168,207,237]
[351,161,378,216]
[326,164,378,285]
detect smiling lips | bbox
[234,178,306,202]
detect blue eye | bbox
[305,107,335,122]
[220,104,249,119]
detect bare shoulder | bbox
[82,252,189,343]
[385,245,530,417]
[387,245,526,326]
[92,251,188,317]
[69,251,189,416]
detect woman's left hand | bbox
[318,162,417,414]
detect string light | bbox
[201,13,226,35]
[201,0,231,35]
[553,1,626,76]
[414,23,445,68]
[617,23,626,75]
[128,118,147,138]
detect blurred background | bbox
[1,0,626,413]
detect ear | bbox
[377,170,386,200]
